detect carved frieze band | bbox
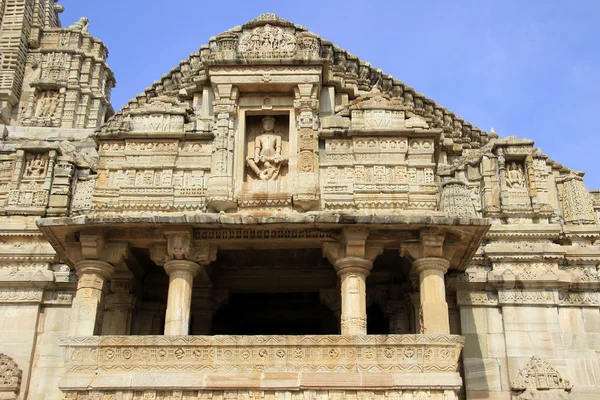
[62,390,454,400]
[498,290,556,305]
[0,288,44,303]
[456,291,498,306]
[193,229,337,241]
[459,290,600,306]
[60,335,464,373]
[558,291,600,307]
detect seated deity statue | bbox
[246,116,288,181]
[506,161,526,188]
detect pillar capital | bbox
[413,257,450,274]
[164,227,193,260]
[163,259,202,277]
[153,231,217,266]
[333,257,373,277]
[66,230,130,267]
[74,259,114,281]
[323,227,383,267]
[401,227,456,262]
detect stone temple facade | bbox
[0,4,599,400]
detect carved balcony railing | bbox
[59,334,464,374]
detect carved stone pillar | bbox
[293,83,320,211]
[153,228,216,336]
[323,227,382,335]
[101,276,136,335]
[164,259,201,335]
[385,299,412,334]
[336,257,372,335]
[207,84,239,212]
[413,257,450,334]
[402,228,455,335]
[66,231,130,336]
[69,260,114,336]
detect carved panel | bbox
[0,353,21,397]
[61,335,464,373]
[511,356,571,392]
[440,181,476,218]
[238,25,297,59]
[561,176,595,224]
[60,390,453,400]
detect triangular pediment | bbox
[101,13,492,153]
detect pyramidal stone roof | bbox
[101,13,497,153]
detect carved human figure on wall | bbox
[24,154,47,178]
[36,91,59,118]
[246,116,287,181]
[506,161,526,188]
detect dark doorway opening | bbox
[212,292,337,335]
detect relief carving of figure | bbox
[36,91,60,118]
[246,116,287,181]
[506,161,526,188]
[24,154,47,178]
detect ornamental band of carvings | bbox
[60,335,464,373]
[193,229,336,241]
[498,290,556,305]
[0,353,22,396]
[511,356,571,392]
[62,390,452,400]
[558,291,600,306]
[0,288,44,303]
[456,291,498,306]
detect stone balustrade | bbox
[59,334,463,374]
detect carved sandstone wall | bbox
[0,9,598,400]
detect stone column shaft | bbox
[69,260,114,336]
[414,257,450,334]
[164,259,201,335]
[335,257,372,335]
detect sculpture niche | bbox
[246,116,288,181]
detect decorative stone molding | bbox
[0,353,21,399]
[61,390,460,400]
[456,291,498,306]
[498,289,557,305]
[0,287,44,303]
[558,174,595,225]
[440,180,477,218]
[194,229,337,242]
[60,334,464,373]
[558,291,600,307]
[511,356,571,392]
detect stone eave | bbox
[36,213,490,271]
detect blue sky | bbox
[60,0,600,188]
